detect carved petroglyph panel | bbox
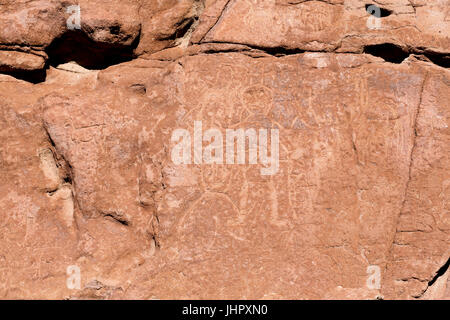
[203,0,344,49]
[138,53,431,299]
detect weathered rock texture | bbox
[0,0,449,299]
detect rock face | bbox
[0,0,448,299]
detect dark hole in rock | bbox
[421,52,450,68]
[46,29,139,70]
[363,43,409,64]
[109,25,121,35]
[0,68,47,84]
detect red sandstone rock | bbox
[0,0,448,300]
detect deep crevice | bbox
[195,42,450,69]
[428,257,450,287]
[363,43,449,68]
[414,50,450,69]
[240,45,306,57]
[363,43,409,64]
[0,67,47,84]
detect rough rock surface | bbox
[0,0,448,299]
